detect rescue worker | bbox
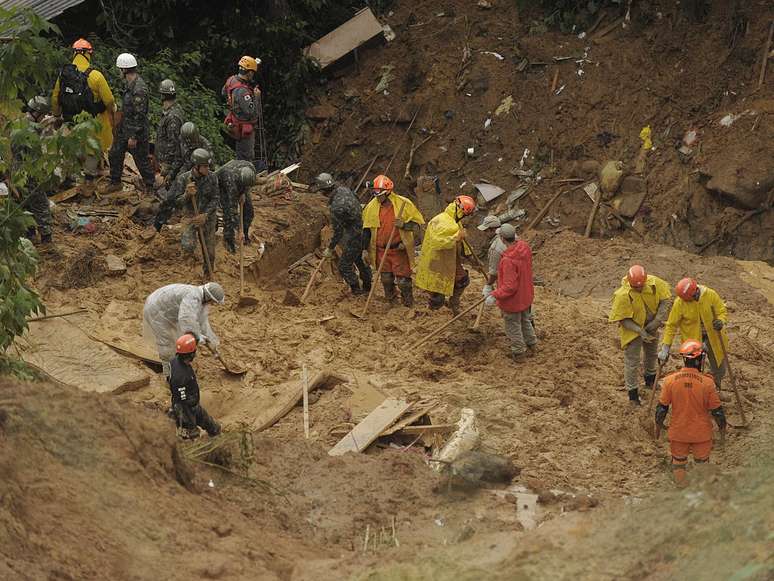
[222,56,261,164]
[107,53,155,194]
[316,173,372,296]
[13,97,55,243]
[51,38,115,194]
[215,160,256,253]
[156,148,220,275]
[608,265,672,406]
[142,281,225,379]
[362,175,424,307]
[156,79,185,188]
[487,232,537,361]
[480,215,505,289]
[655,339,726,487]
[659,277,728,388]
[415,195,477,314]
[179,122,213,176]
[169,333,221,439]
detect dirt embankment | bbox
[300,0,774,261]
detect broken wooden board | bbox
[329,398,412,456]
[49,186,79,203]
[380,400,438,436]
[394,424,456,436]
[348,371,387,422]
[612,190,647,219]
[18,317,150,394]
[305,7,384,69]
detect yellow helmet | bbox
[238,55,259,72]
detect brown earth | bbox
[3,1,774,579]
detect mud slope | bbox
[301,0,774,260]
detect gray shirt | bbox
[487,236,508,277]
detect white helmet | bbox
[116,52,138,69]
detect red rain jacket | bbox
[491,240,534,313]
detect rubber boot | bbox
[361,275,371,294]
[381,272,398,303]
[104,181,123,194]
[397,278,414,307]
[350,284,365,296]
[644,373,656,389]
[428,293,445,310]
[628,388,641,406]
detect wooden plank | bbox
[329,398,412,456]
[50,186,79,203]
[253,371,346,433]
[393,424,456,435]
[302,365,310,439]
[305,7,384,69]
[380,401,438,436]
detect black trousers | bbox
[109,132,155,187]
[174,402,221,436]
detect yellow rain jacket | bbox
[662,285,728,361]
[51,53,116,151]
[415,202,470,296]
[609,275,672,348]
[362,193,424,269]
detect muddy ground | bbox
[2,0,774,579]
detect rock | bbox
[620,175,646,195]
[305,104,337,121]
[580,160,601,177]
[212,524,233,538]
[705,147,774,209]
[105,254,126,275]
[451,450,520,484]
[477,0,493,8]
[599,160,624,196]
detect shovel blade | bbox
[237,295,259,307]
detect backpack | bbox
[225,77,257,123]
[58,64,105,119]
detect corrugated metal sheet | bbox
[0,0,87,21]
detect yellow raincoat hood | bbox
[415,203,465,296]
[362,192,424,268]
[662,285,728,362]
[609,274,671,348]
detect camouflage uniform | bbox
[166,169,220,275]
[13,119,55,241]
[180,135,213,176]
[329,186,372,292]
[109,75,155,188]
[156,103,185,184]
[215,159,254,248]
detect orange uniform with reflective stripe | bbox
[659,368,721,443]
[375,201,411,277]
[377,203,400,248]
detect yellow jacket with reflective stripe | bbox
[662,285,728,361]
[51,53,116,151]
[415,203,462,296]
[609,274,672,348]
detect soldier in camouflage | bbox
[157,148,220,276]
[179,122,213,176]
[316,173,372,295]
[156,79,185,187]
[215,159,256,254]
[107,53,155,193]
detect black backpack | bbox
[58,64,105,119]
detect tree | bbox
[0,7,99,377]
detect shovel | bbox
[237,197,259,307]
[191,196,214,276]
[354,199,407,319]
[410,296,487,350]
[301,254,328,303]
[711,306,748,428]
[203,343,247,376]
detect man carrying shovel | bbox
[609,265,672,406]
[315,173,372,296]
[143,282,225,380]
[155,148,220,276]
[659,277,728,388]
[415,195,477,314]
[361,175,424,307]
[216,159,257,254]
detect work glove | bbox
[456,228,467,241]
[639,330,656,343]
[394,218,405,229]
[713,319,724,331]
[644,319,662,333]
[322,247,333,259]
[485,293,497,307]
[184,182,197,200]
[482,284,493,297]
[658,344,670,363]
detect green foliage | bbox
[0,7,99,378]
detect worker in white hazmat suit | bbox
[143,282,225,378]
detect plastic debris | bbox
[719,114,738,127]
[683,129,699,147]
[474,183,506,202]
[519,148,530,168]
[639,125,653,150]
[484,118,492,129]
[494,95,514,117]
[482,51,504,61]
[555,84,566,95]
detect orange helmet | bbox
[455,195,477,216]
[238,56,259,72]
[627,264,647,290]
[372,175,394,193]
[72,38,93,53]
[675,277,698,301]
[176,333,197,354]
[679,339,703,359]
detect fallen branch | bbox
[758,21,774,89]
[403,134,434,180]
[384,107,421,175]
[27,308,87,322]
[698,206,768,253]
